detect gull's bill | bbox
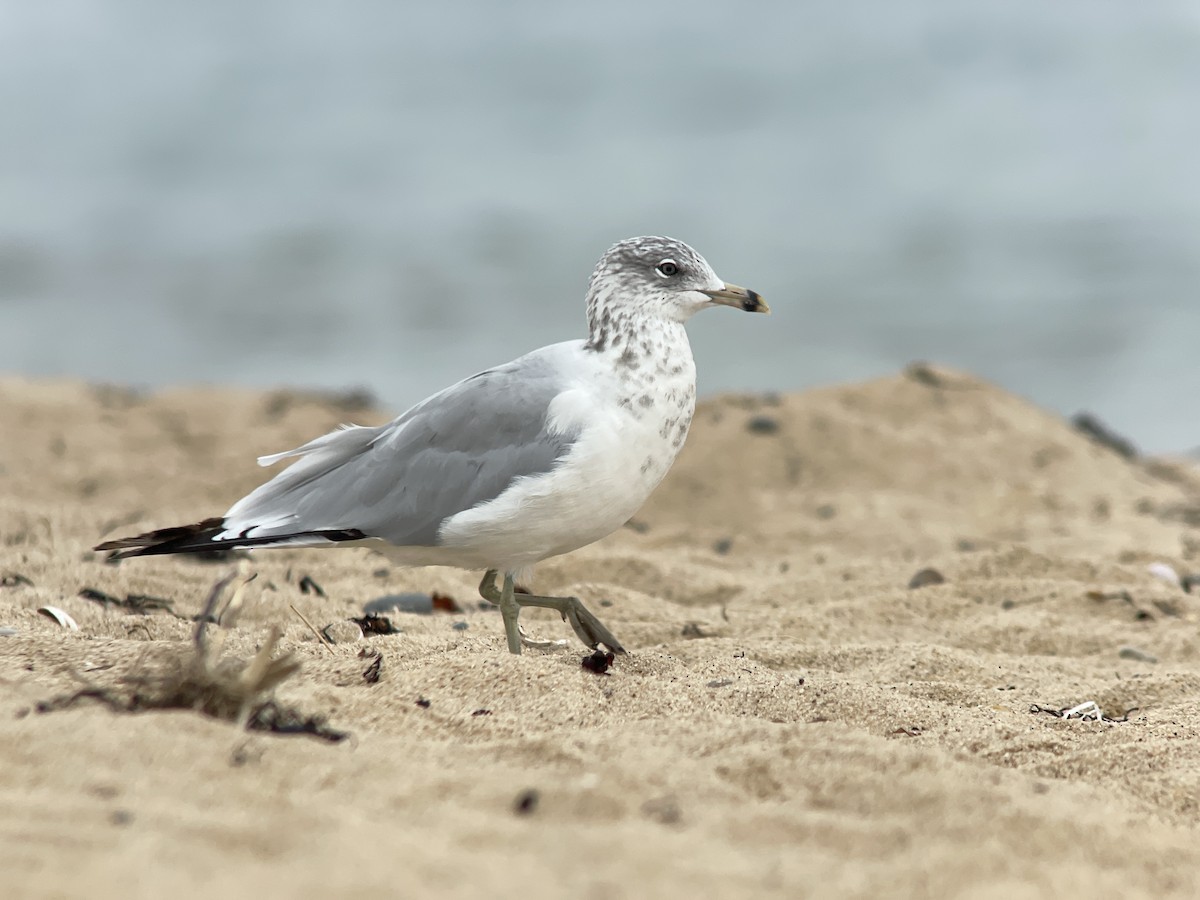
[701,282,769,314]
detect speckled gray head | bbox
[584,236,768,336]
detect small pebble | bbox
[1071,412,1138,460]
[712,538,733,555]
[451,621,469,631]
[641,795,682,825]
[745,414,780,435]
[364,593,432,614]
[907,568,946,589]
[431,592,462,612]
[815,504,836,520]
[1147,562,1181,588]
[514,789,539,815]
[321,621,363,644]
[0,626,17,637]
[1118,645,1158,663]
[905,362,943,387]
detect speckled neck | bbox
[582,248,682,352]
[589,309,698,458]
[585,275,631,352]
[580,247,700,453]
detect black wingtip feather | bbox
[94,518,371,560]
[94,517,228,559]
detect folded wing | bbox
[97,351,582,558]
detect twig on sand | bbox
[290,604,334,653]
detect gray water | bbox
[2,0,1198,452]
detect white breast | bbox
[436,327,697,573]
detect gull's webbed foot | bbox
[478,570,626,655]
[513,590,626,655]
[559,596,626,655]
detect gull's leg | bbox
[478,569,522,655]
[511,590,626,654]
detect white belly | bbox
[435,369,695,572]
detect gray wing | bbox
[222,351,581,547]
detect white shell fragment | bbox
[322,621,364,644]
[1147,562,1181,588]
[37,606,79,630]
[1061,700,1103,721]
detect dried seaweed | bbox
[582,649,615,674]
[350,612,399,635]
[297,575,326,597]
[37,570,347,743]
[79,587,178,616]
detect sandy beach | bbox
[3,364,1200,899]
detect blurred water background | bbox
[1,1,1197,452]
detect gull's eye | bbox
[655,260,679,278]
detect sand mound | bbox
[2,367,1200,899]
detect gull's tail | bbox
[94,517,369,560]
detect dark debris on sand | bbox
[36,571,348,743]
[350,612,400,635]
[581,649,616,674]
[79,587,179,616]
[359,648,383,684]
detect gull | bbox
[96,236,768,654]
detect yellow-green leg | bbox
[479,569,523,654]
[478,569,626,655]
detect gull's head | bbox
[586,236,768,330]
